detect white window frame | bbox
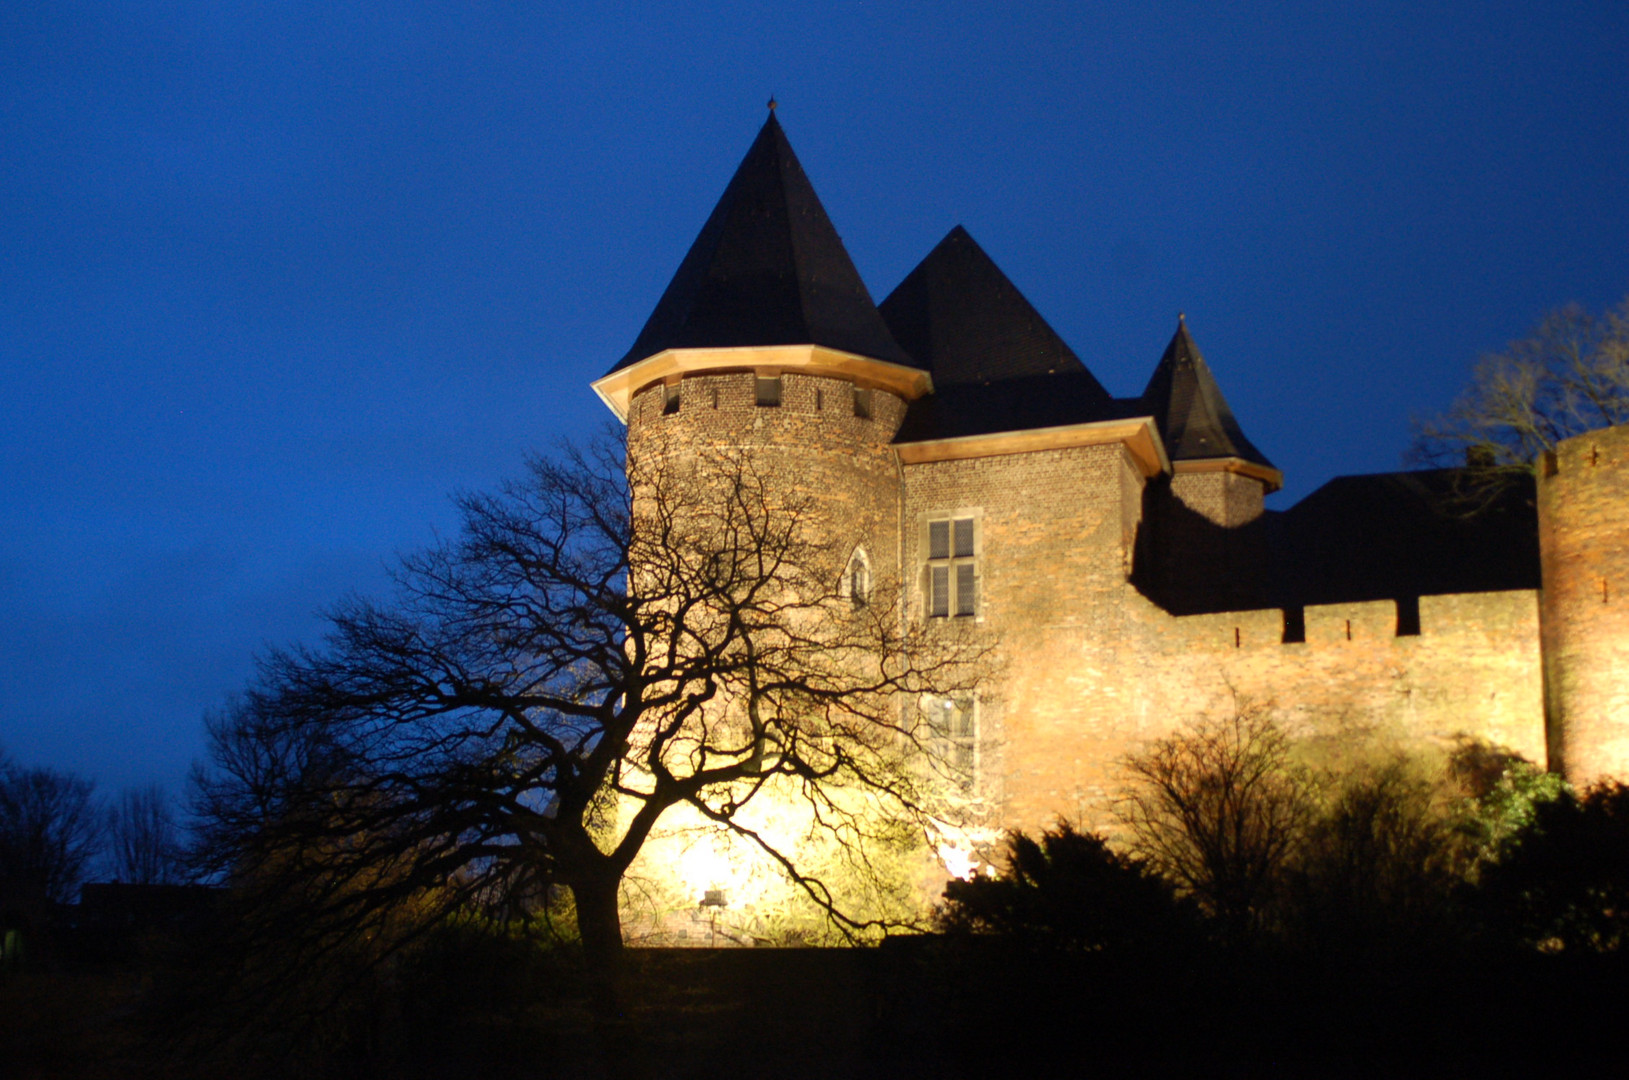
[925,513,978,619]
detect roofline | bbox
[591,345,934,422]
[1172,456,1284,493]
[894,415,1172,478]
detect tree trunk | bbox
[571,873,625,967]
[570,873,625,1020]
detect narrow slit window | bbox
[662,383,680,415]
[845,548,870,608]
[1396,596,1421,637]
[853,386,872,419]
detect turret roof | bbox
[608,113,912,374]
[1140,318,1275,469]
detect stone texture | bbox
[1540,423,1629,785]
[623,368,1624,852]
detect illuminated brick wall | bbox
[618,367,1614,907]
[897,446,1547,837]
[1540,423,1629,786]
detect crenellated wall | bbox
[899,443,1548,836]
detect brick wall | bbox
[626,372,1558,873]
[900,445,1546,835]
[1539,423,1629,785]
[628,371,907,592]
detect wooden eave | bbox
[591,345,935,422]
[894,416,1172,478]
[1172,456,1284,493]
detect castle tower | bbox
[1140,316,1281,524]
[1136,317,1279,611]
[592,110,929,598]
[1538,423,1629,785]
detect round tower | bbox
[1538,423,1629,785]
[602,348,925,595]
[591,109,933,607]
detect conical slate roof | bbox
[879,226,1112,398]
[609,113,912,374]
[1140,318,1275,469]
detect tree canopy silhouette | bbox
[192,438,980,972]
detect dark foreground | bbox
[5,941,1628,1078]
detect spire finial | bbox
[1178,311,1186,324]
[767,96,777,112]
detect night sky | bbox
[3,1,1626,799]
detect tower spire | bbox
[608,112,911,374]
[1141,316,1275,473]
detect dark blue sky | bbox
[3,1,1626,797]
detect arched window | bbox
[844,548,871,608]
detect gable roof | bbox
[1140,318,1275,469]
[880,226,1112,396]
[608,113,912,374]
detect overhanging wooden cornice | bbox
[591,345,935,422]
[894,416,1171,478]
[1172,456,1284,493]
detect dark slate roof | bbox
[894,373,1138,443]
[1132,468,1539,616]
[879,226,1113,395]
[882,226,1119,441]
[1271,469,1540,606]
[1140,319,1275,469]
[609,114,912,374]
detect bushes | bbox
[1283,759,1464,952]
[941,717,1591,958]
[936,824,1197,952]
[1478,782,1629,952]
[1116,712,1315,938]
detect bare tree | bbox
[1284,758,1463,949]
[192,438,981,974]
[1116,711,1315,936]
[1411,295,1629,501]
[109,784,185,884]
[0,757,101,905]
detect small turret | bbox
[1140,316,1280,525]
[1134,318,1278,613]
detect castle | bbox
[592,112,1629,900]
